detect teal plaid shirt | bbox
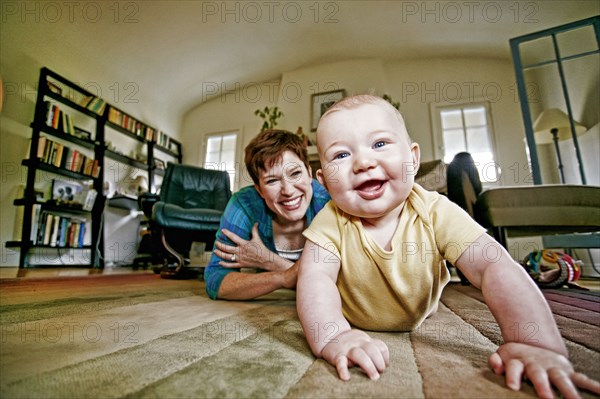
[204,180,330,299]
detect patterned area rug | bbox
[1,274,598,398]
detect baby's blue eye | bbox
[374,141,386,149]
[334,152,349,160]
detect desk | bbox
[108,195,139,211]
[105,195,145,267]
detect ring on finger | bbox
[231,254,236,262]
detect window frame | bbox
[429,99,500,187]
[201,130,241,192]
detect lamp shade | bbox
[533,108,587,144]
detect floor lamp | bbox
[533,108,587,184]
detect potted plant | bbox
[254,106,284,131]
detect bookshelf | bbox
[6,67,182,269]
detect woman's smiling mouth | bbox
[281,196,303,209]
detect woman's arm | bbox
[205,189,294,300]
[214,223,293,272]
[209,222,297,300]
[216,266,296,300]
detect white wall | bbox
[277,59,388,139]
[383,57,529,186]
[180,80,281,191]
[183,57,530,190]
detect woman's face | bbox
[255,150,313,224]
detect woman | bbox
[204,129,330,300]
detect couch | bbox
[416,158,600,250]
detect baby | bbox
[296,94,599,399]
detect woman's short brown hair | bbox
[245,129,310,185]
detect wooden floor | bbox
[0,266,155,280]
[2,265,599,292]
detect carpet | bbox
[0,274,598,399]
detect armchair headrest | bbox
[161,164,231,211]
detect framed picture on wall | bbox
[310,89,346,131]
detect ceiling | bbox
[1,0,598,126]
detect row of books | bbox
[30,136,101,178]
[46,79,173,150]
[45,101,76,136]
[155,130,173,149]
[30,204,87,248]
[47,79,107,117]
[44,101,93,141]
[79,96,107,116]
[108,107,156,141]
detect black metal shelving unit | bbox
[7,67,182,269]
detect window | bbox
[433,102,499,184]
[202,131,238,190]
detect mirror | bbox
[511,16,599,185]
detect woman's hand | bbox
[214,223,292,271]
[489,342,600,399]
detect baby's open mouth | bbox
[355,180,387,200]
[356,180,384,192]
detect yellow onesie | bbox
[303,184,486,331]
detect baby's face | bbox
[316,103,420,219]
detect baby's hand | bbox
[489,342,600,399]
[321,329,389,381]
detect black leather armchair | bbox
[147,163,231,278]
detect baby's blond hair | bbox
[317,94,412,143]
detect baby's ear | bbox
[316,169,327,189]
[411,142,421,174]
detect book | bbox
[43,213,53,245]
[54,143,64,167]
[44,101,53,125]
[70,219,78,247]
[36,211,45,245]
[78,221,86,247]
[83,157,93,176]
[67,222,76,247]
[49,214,61,247]
[37,136,47,158]
[66,113,75,136]
[58,217,69,247]
[30,204,42,243]
[91,159,100,178]
[84,97,107,116]
[51,105,60,129]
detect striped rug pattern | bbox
[1,274,598,398]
